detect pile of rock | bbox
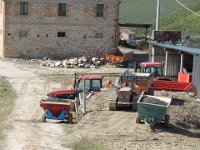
[141,96,168,106]
[40,56,106,68]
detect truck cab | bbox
[47,75,103,99]
[75,75,103,93]
[140,62,163,77]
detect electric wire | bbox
[175,0,200,17]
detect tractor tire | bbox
[136,114,141,123]
[109,101,117,111]
[41,114,46,122]
[164,114,170,127]
[68,113,73,124]
[132,103,137,111]
[148,88,154,96]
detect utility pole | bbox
[152,0,161,62]
[83,79,86,114]
[156,0,161,30]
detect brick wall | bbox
[0,0,4,57]
[3,0,119,59]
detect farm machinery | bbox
[109,70,155,111]
[105,48,133,67]
[140,62,194,92]
[46,74,103,98]
[40,98,74,123]
[40,74,103,123]
[136,94,171,127]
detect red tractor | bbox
[47,74,103,99]
[140,62,194,92]
[140,62,164,77]
[40,74,103,123]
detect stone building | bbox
[0,0,119,58]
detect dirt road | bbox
[0,59,199,150]
[0,60,69,150]
[64,89,200,150]
[0,59,127,150]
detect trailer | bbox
[105,48,133,66]
[152,80,194,92]
[40,98,74,123]
[140,62,195,92]
[136,94,171,127]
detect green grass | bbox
[120,0,200,37]
[0,77,16,141]
[120,0,200,24]
[72,137,107,150]
[160,4,200,36]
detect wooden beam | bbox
[180,53,184,72]
[165,49,168,76]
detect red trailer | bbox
[152,80,194,92]
[40,74,103,123]
[40,99,74,123]
[140,62,195,92]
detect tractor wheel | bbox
[164,114,170,127]
[68,113,73,124]
[136,114,141,123]
[148,88,154,96]
[109,101,117,111]
[132,103,137,111]
[41,114,46,122]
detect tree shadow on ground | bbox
[155,124,200,138]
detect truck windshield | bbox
[77,79,101,92]
[91,80,101,91]
[156,67,163,76]
[141,67,163,76]
[77,79,90,92]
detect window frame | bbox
[20,2,28,16]
[96,4,104,17]
[57,32,65,37]
[58,3,66,16]
[95,33,103,39]
[19,31,28,38]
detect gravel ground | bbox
[0,59,199,150]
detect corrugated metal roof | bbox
[152,42,200,55]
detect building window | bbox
[57,32,65,37]
[19,31,28,38]
[95,33,103,39]
[96,4,104,17]
[20,2,28,15]
[58,3,66,16]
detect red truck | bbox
[140,62,194,92]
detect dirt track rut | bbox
[0,60,69,150]
[0,59,200,150]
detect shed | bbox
[150,42,200,99]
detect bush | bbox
[72,137,106,150]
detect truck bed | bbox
[152,80,194,91]
[105,48,133,64]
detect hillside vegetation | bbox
[120,0,200,24]
[160,4,200,36]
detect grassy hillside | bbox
[120,0,200,24]
[160,4,200,36]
